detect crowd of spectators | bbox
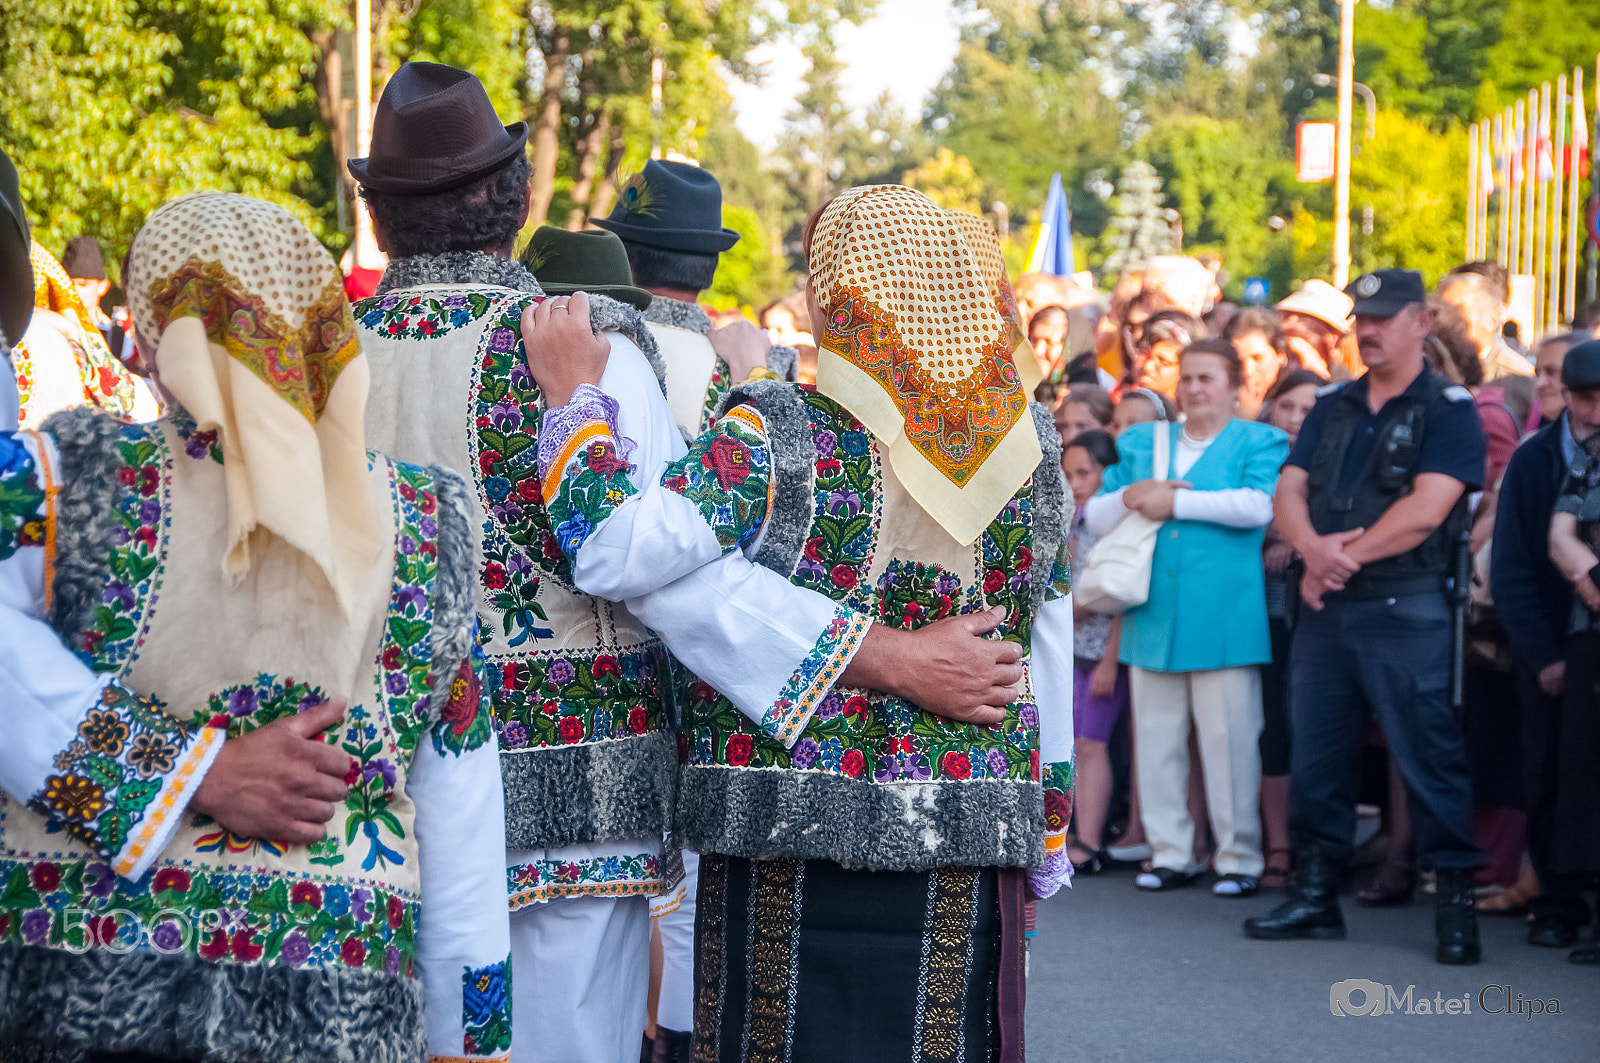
[1029,254,1600,967]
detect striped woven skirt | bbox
[692,855,1027,1063]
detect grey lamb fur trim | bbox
[39,406,127,644]
[0,943,426,1063]
[378,254,667,397]
[585,292,667,396]
[643,296,712,335]
[423,464,478,719]
[713,380,815,579]
[501,730,677,850]
[375,251,542,296]
[676,767,1045,871]
[1026,401,1069,618]
[765,344,799,382]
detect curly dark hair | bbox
[620,239,719,293]
[359,155,529,258]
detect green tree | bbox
[1098,161,1174,277]
[903,149,986,216]
[0,0,339,267]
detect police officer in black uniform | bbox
[1244,269,1487,965]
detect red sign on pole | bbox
[1296,121,1337,183]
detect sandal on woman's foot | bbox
[1212,873,1259,898]
[1066,841,1104,876]
[1260,849,1292,889]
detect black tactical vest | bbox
[1305,368,1470,598]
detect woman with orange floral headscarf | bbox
[522,185,1075,1062]
[0,192,511,1063]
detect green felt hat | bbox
[519,226,652,311]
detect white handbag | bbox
[1074,420,1170,614]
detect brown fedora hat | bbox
[348,62,528,196]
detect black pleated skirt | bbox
[692,855,1024,1063]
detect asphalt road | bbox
[1026,865,1598,1063]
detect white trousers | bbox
[652,850,699,1034]
[1130,665,1265,876]
[509,894,651,1063]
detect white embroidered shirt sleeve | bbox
[0,430,225,882]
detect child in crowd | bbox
[1053,384,1114,447]
[1063,429,1133,874]
[1112,386,1172,437]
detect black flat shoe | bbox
[1135,867,1200,891]
[1527,916,1579,949]
[1569,943,1600,965]
[1213,873,1259,898]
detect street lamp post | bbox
[1332,0,1356,290]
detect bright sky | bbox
[726,0,962,149]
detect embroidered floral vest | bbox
[357,285,674,852]
[0,408,477,1049]
[674,384,1069,872]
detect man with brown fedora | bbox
[347,62,988,1063]
[594,158,795,438]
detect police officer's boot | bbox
[1243,846,1346,940]
[1435,869,1482,965]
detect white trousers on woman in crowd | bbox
[1130,664,1265,877]
[510,893,651,1063]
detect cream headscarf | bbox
[809,186,1041,545]
[125,193,380,613]
[945,208,1043,399]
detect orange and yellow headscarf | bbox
[809,186,1042,545]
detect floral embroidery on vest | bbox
[79,427,170,672]
[470,303,568,649]
[432,637,495,758]
[493,649,664,752]
[699,357,732,434]
[463,954,513,1056]
[680,393,1041,785]
[0,433,46,561]
[171,410,223,464]
[0,859,418,974]
[506,850,663,908]
[793,392,880,601]
[354,290,498,342]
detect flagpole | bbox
[1591,56,1599,303]
[1548,79,1562,335]
[1568,66,1585,322]
[1524,92,1538,287]
[1497,111,1509,264]
[1509,103,1523,273]
[1467,124,1479,262]
[1480,118,1493,260]
[1541,81,1557,336]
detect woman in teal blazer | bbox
[1086,340,1290,897]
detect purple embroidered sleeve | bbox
[537,384,633,481]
